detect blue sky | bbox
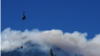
[2,0,100,39]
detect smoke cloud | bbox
[1,28,100,56]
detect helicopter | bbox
[21,11,26,49]
[22,11,26,20]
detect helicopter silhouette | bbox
[22,11,26,20]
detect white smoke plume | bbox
[1,28,100,56]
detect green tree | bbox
[50,49,54,56]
